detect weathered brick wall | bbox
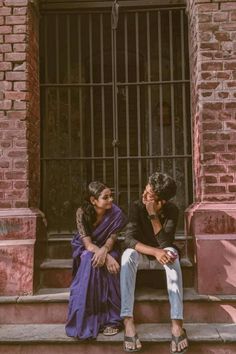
[187,0,236,202]
[0,0,40,208]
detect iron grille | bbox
[40,2,192,235]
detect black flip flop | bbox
[170,328,189,354]
[123,334,142,352]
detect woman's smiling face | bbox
[91,188,113,210]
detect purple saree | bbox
[65,204,126,339]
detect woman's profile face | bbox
[93,188,113,210]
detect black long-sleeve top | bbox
[123,199,179,251]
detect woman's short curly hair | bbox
[148,172,177,201]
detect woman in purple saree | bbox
[65,181,127,340]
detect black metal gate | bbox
[40,1,192,235]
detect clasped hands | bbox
[91,246,120,274]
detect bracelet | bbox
[148,214,159,220]
[104,245,109,252]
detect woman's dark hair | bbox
[81,181,108,226]
[148,172,177,201]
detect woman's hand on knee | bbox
[105,254,120,274]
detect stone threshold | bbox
[40,257,193,270]
[1,287,236,304]
[0,323,235,343]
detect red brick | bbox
[13,43,26,51]
[0,26,12,34]
[0,181,12,190]
[197,3,219,11]
[229,185,236,192]
[202,111,216,120]
[205,165,227,173]
[0,201,12,208]
[200,42,219,50]
[202,153,216,162]
[7,111,26,119]
[5,91,28,100]
[14,181,28,189]
[13,25,27,33]
[14,81,27,90]
[228,144,236,152]
[218,92,229,98]
[220,153,235,161]
[5,52,26,61]
[0,7,11,15]
[4,0,28,5]
[13,8,27,15]
[0,161,10,168]
[229,165,236,172]
[204,143,225,152]
[205,175,217,183]
[0,44,12,52]
[198,14,212,23]
[5,34,26,43]
[231,11,236,21]
[5,15,26,25]
[201,62,223,71]
[197,81,220,89]
[7,150,27,158]
[220,133,231,140]
[219,111,232,120]
[220,175,234,183]
[225,102,236,109]
[205,185,226,194]
[14,160,27,169]
[0,100,12,110]
[213,12,229,22]
[224,61,236,70]
[0,62,12,71]
[203,132,218,140]
[203,122,222,130]
[221,3,236,11]
[13,101,27,110]
[214,32,230,41]
[5,171,26,180]
[203,102,223,110]
[5,71,26,80]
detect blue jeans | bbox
[120,247,183,320]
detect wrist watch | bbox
[148,214,159,220]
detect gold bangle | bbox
[104,245,109,252]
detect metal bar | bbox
[135,12,142,195]
[56,14,60,154]
[124,13,131,210]
[158,10,163,172]
[181,9,189,207]
[40,79,190,87]
[169,10,176,179]
[41,155,192,160]
[89,13,95,178]
[41,2,186,11]
[78,14,84,159]
[67,14,72,200]
[100,13,106,182]
[146,11,153,173]
[111,10,119,201]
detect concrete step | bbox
[0,323,236,354]
[39,257,194,288]
[47,233,194,259]
[1,287,236,324]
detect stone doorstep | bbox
[0,323,236,344]
[40,257,193,270]
[1,287,236,304]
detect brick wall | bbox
[0,0,40,208]
[187,0,236,202]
